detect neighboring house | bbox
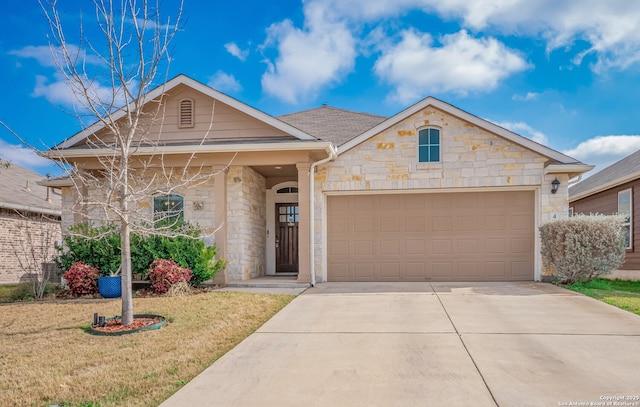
[0,162,62,284]
[42,74,592,284]
[569,150,640,280]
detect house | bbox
[42,74,592,284]
[0,162,62,284]
[569,150,640,280]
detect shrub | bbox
[54,222,225,284]
[540,214,626,284]
[63,262,99,296]
[147,259,192,295]
[55,223,120,276]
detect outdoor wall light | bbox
[551,178,560,194]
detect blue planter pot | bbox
[98,276,122,298]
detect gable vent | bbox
[178,98,194,128]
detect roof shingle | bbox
[278,105,387,146]
[0,162,61,214]
[569,149,640,198]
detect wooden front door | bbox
[275,203,299,273]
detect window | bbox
[568,207,574,217]
[178,98,194,128]
[277,187,298,194]
[618,189,632,249]
[154,194,184,224]
[418,128,440,163]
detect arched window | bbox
[178,98,194,128]
[153,194,184,224]
[418,128,440,163]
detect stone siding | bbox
[0,209,62,284]
[226,166,266,280]
[314,106,570,281]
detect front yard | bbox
[0,291,294,406]
[566,278,640,316]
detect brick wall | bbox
[0,209,62,284]
[226,166,266,280]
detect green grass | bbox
[566,278,640,315]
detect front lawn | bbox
[565,278,640,316]
[0,291,294,406]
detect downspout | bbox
[309,145,338,286]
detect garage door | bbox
[327,191,534,281]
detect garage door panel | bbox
[380,240,400,255]
[433,262,453,279]
[380,217,400,232]
[328,239,350,256]
[432,216,453,231]
[405,263,426,278]
[486,262,506,277]
[405,217,425,232]
[355,263,375,279]
[486,238,506,254]
[327,191,534,282]
[512,261,534,278]
[432,239,452,255]
[380,263,400,279]
[353,240,374,256]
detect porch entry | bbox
[275,203,299,273]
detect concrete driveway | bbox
[160,282,640,407]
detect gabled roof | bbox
[569,149,640,201]
[340,96,586,167]
[55,74,318,150]
[0,162,61,216]
[278,105,387,146]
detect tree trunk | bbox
[120,219,133,325]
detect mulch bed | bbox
[91,316,165,334]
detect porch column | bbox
[214,167,228,283]
[296,162,311,283]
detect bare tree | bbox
[39,0,213,325]
[9,212,61,299]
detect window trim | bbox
[178,98,195,128]
[618,189,632,250]
[417,127,441,163]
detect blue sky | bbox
[1,0,640,177]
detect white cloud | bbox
[207,71,243,93]
[302,0,640,73]
[512,92,539,101]
[492,120,549,145]
[31,73,129,111]
[32,74,75,106]
[0,139,57,170]
[563,135,640,174]
[374,30,529,103]
[260,1,356,104]
[224,42,249,61]
[9,44,103,68]
[415,0,640,73]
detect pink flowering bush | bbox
[147,259,192,295]
[63,261,99,296]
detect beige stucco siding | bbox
[314,106,569,282]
